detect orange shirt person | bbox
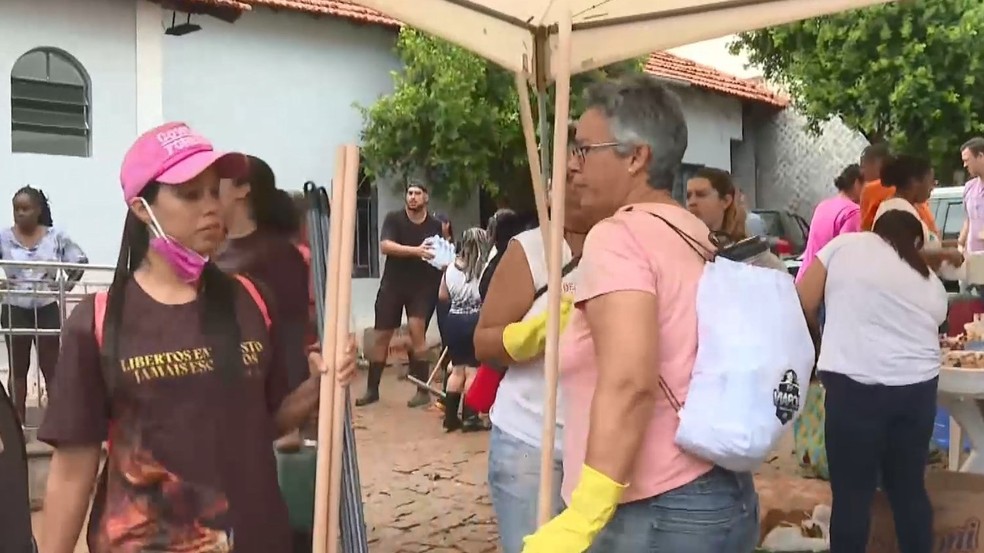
[858,144,939,233]
[860,179,938,233]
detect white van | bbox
[929,186,964,241]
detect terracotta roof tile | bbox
[240,0,399,26]
[646,51,789,108]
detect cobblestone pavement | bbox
[352,374,498,553]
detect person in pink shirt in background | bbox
[523,75,758,553]
[795,163,863,284]
[959,137,984,255]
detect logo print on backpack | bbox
[773,369,800,424]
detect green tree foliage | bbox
[358,28,643,206]
[731,0,984,180]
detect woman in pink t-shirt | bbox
[524,75,758,553]
[795,164,863,283]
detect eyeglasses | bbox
[569,141,621,163]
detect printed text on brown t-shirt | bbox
[119,341,265,384]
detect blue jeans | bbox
[487,425,563,553]
[588,467,759,553]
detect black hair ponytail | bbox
[14,186,53,226]
[872,210,930,278]
[101,182,244,392]
[834,164,862,192]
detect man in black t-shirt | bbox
[357,182,444,408]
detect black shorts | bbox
[0,303,61,331]
[374,284,438,331]
[444,311,479,366]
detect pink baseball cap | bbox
[120,122,247,202]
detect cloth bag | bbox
[792,381,829,480]
[675,256,816,471]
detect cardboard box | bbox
[868,471,984,552]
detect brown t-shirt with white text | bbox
[38,279,292,553]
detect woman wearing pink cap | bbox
[36,122,356,553]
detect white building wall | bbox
[0,0,140,267]
[677,88,744,170]
[0,2,731,335]
[0,2,480,334]
[162,9,399,198]
[161,8,480,331]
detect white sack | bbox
[675,257,815,471]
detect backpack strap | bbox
[623,206,715,262]
[233,274,271,331]
[613,207,701,414]
[532,256,581,302]
[94,291,108,349]
[92,275,271,350]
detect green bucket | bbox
[276,444,318,531]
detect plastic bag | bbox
[675,257,815,472]
[793,382,828,480]
[423,235,455,269]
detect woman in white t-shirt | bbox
[439,227,489,432]
[796,209,948,553]
[472,175,591,553]
[873,154,963,271]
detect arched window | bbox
[10,48,91,157]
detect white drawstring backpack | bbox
[626,207,816,472]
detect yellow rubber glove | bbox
[522,465,627,553]
[502,295,574,362]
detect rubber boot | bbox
[461,404,485,432]
[443,392,462,432]
[406,358,431,408]
[355,362,383,407]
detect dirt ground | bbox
[32,371,832,553]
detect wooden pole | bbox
[537,5,573,527]
[312,147,348,553]
[515,72,550,246]
[427,347,449,387]
[326,145,360,553]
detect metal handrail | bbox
[0,261,115,425]
[1,290,102,300]
[0,259,111,271]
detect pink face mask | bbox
[139,199,208,283]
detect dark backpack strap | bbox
[532,256,581,302]
[616,207,714,413]
[624,206,715,262]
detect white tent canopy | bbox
[352,0,893,86]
